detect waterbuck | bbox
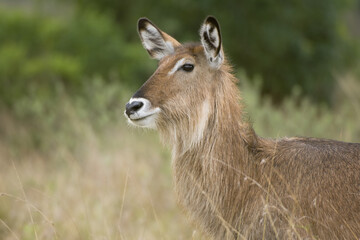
[124,16,360,239]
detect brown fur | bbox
[130,31,360,239]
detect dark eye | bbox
[181,64,194,72]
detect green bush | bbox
[75,0,358,103]
[0,3,358,152]
[239,71,360,142]
[0,8,153,118]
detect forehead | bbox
[159,43,204,66]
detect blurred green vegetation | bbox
[75,0,359,103]
[0,7,154,117]
[0,0,359,151]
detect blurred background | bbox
[0,0,359,239]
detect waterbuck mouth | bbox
[125,111,160,129]
[129,113,155,121]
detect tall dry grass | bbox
[0,117,198,239]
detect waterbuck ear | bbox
[138,18,181,60]
[200,16,223,68]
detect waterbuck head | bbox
[125,16,238,147]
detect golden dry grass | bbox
[0,120,201,239]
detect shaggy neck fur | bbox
[158,65,260,238]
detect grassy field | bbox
[0,74,359,239]
[0,119,196,239]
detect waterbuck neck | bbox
[158,68,257,166]
[161,75,260,238]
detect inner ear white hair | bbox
[138,18,181,60]
[200,16,224,68]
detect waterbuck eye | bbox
[181,64,194,72]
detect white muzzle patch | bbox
[125,98,161,129]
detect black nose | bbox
[125,101,144,117]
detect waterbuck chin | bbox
[124,16,360,239]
